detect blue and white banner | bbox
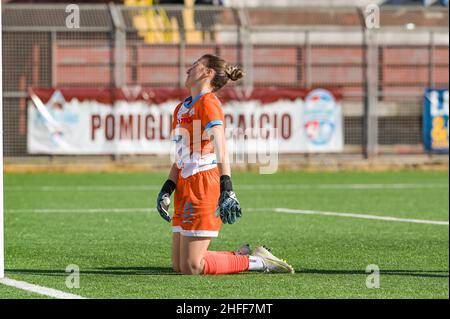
[28,88,344,154]
[301,89,344,153]
[423,88,449,153]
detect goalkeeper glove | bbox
[216,175,242,224]
[156,179,176,223]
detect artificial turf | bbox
[1,171,448,298]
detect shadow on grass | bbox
[6,267,180,277]
[301,269,449,279]
[6,267,449,278]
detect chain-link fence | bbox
[2,4,449,157]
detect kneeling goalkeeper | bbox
[156,54,294,275]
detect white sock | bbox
[248,255,266,271]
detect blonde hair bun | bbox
[201,54,245,91]
[225,65,245,81]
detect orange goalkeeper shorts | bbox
[172,167,222,237]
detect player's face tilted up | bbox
[156,54,294,275]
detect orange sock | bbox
[204,250,235,257]
[203,252,249,275]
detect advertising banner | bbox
[423,88,449,153]
[28,88,343,154]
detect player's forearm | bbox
[211,126,231,177]
[217,138,231,177]
[168,162,179,184]
[217,155,231,177]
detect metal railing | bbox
[2,4,449,157]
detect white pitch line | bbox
[274,208,449,226]
[5,207,449,226]
[5,207,270,214]
[240,184,450,190]
[6,208,153,214]
[4,185,160,192]
[0,277,86,299]
[4,183,448,192]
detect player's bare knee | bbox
[172,264,181,273]
[180,260,203,275]
[180,264,193,275]
[179,261,189,274]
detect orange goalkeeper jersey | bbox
[172,92,225,178]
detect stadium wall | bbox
[1,4,449,165]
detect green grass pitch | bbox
[1,170,448,298]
